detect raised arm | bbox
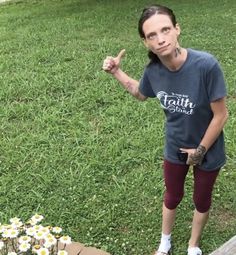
[102,49,147,101]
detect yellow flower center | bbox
[40,250,47,255]
[34,245,41,250]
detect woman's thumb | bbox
[116,49,126,61]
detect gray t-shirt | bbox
[139,48,227,171]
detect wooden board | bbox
[209,236,236,255]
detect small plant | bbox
[0,214,72,255]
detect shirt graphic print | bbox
[157,91,196,115]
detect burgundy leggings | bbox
[163,160,219,213]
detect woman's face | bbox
[142,14,180,58]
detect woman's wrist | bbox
[187,145,206,166]
[196,145,206,155]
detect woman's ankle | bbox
[161,232,171,242]
[188,239,199,248]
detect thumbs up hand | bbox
[102,49,126,74]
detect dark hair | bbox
[138,5,177,63]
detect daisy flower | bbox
[57,250,68,255]
[32,244,41,253]
[19,242,31,252]
[11,221,23,229]
[0,224,11,233]
[27,219,38,226]
[59,236,72,245]
[26,227,35,236]
[10,217,21,224]
[44,237,57,249]
[18,235,31,244]
[41,227,50,235]
[2,228,19,238]
[31,214,44,223]
[33,225,43,232]
[45,233,54,239]
[52,227,62,234]
[1,214,72,255]
[34,231,45,240]
[37,247,49,255]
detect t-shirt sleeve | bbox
[139,69,156,98]
[206,61,227,102]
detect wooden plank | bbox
[209,236,236,255]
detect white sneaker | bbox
[154,251,171,255]
[187,247,202,255]
[154,240,171,255]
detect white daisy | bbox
[0,224,11,233]
[44,237,57,247]
[33,225,43,232]
[43,241,52,249]
[9,217,21,223]
[19,242,31,252]
[37,247,49,255]
[26,226,35,236]
[57,250,68,255]
[52,226,62,234]
[41,227,50,235]
[59,235,72,245]
[2,230,8,238]
[2,228,19,238]
[9,228,19,238]
[18,235,31,243]
[45,233,54,239]
[32,244,41,253]
[27,219,38,226]
[34,230,45,240]
[11,221,23,229]
[31,214,44,223]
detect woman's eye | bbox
[163,27,170,33]
[147,34,157,40]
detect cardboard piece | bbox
[209,235,236,255]
[62,242,84,255]
[4,240,110,255]
[60,242,111,255]
[79,247,111,255]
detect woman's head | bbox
[138,5,179,63]
[138,5,177,39]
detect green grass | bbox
[0,0,236,254]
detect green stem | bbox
[11,239,17,253]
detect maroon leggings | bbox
[163,160,219,213]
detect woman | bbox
[102,4,228,255]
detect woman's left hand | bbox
[180,145,206,166]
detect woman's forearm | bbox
[113,69,147,101]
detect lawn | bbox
[0,0,235,254]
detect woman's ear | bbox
[142,38,149,48]
[175,23,181,36]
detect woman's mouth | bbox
[157,44,169,52]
